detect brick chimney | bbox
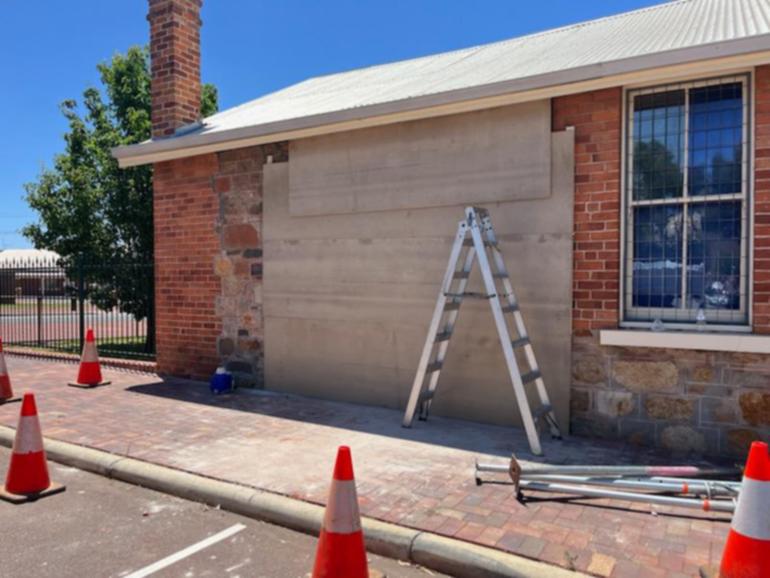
[147,0,202,138]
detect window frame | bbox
[619,72,754,331]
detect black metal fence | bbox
[0,255,155,360]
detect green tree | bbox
[23,46,218,353]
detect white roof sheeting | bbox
[114,0,770,165]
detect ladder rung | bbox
[501,303,520,313]
[532,404,553,419]
[493,273,508,279]
[463,238,496,247]
[435,331,452,342]
[521,369,541,384]
[426,361,443,373]
[453,271,470,279]
[419,390,435,402]
[444,301,461,311]
[444,292,492,299]
[511,337,530,349]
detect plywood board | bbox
[288,100,552,216]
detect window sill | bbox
[600,329,770,354]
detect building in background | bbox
[0,249,64,302]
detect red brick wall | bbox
[148,0,202,138]
[553,88,622,334]
[754,65,770,333]
[154,154,221,378]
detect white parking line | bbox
[124,523,247,578]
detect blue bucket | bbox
[210,367,234,395]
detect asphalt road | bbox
[0,448,449,578]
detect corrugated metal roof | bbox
[115,0,770,165]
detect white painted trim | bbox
[600,329,770,353]
[113,43,770,167]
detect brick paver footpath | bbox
[1,355,732,577]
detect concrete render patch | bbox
[0,426,588,578]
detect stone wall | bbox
[571,334,770,457]
[212,143,288,385]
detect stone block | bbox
[689,365,720,384]
[223,223,259,250]
[724,428,763,457]
[217,337,235,356]
[686,383,734,397]
[700,398,738,424]
[644,396,694,421]
[214,256,234,277]
[739,391,770,427]
[726,369,770,389]
[570,415,617,438]
[612,361,679,393]
[572,356,606,385]
[570,388,590,414]
[618,418,655,446]
[596,391,635,418]
[659,425,711,454]
[226,360,254,374]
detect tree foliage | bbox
[23,46,218,338]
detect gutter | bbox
[113,35,770,167]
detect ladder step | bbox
[419,390,436,402]
[532,403,553,420]
[511,337,530,349]
[453,271,470,279]
[444,301,461,311]
[445,292,491,299]
[435,331,452,342]
[521,369,541,384]
[463,238,497,247]
[426,361,443,373]
[501,303,520,313]
[493,273,508,279]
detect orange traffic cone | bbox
[67,328,110,388]
[0,338,20,404]
[0,393,65,503]
[312,446,369,578]
[719,441,770,578]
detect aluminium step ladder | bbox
[402,206,561,456]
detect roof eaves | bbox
[113,32,770,168]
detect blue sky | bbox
[0,0,663,249]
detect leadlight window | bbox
[624,76,750,326]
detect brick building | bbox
[115,0,770,457]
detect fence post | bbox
[77,255,85,353]
[37,295,43,346]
